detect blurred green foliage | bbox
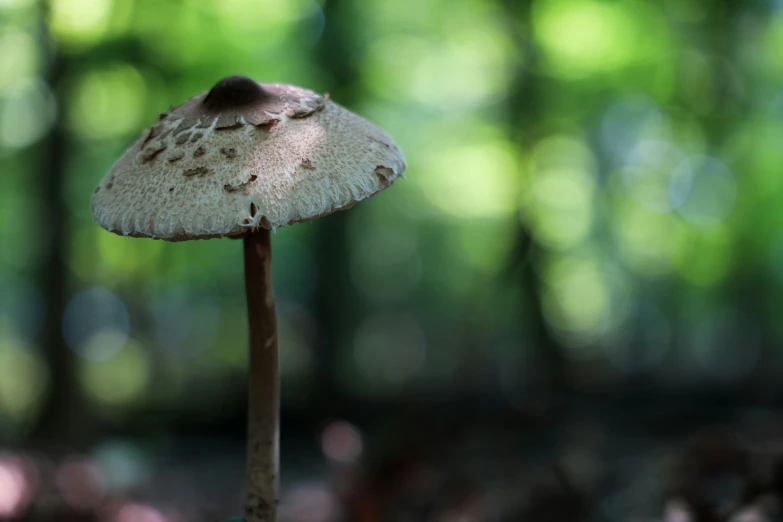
[0,0,782,441]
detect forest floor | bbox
[2,393,783,522]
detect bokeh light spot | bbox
[0,78,56,149]
[0,339,47,425]
[67,64,148,140]
[0,456,32,518]
[49,0,112,47]
[0,0,36,8]
[531,168,595,250]
[279,484,336,522]
[526,136,598,252]
[62,286,130,361]
[216,0,315,26]
[56,458,106,511]
[533,0,636,78]
[612,201,681,276]
[601,97,670,164]
[622,140,685,213]
[0,29,40,92]
[79,339,151,407]
[669,156,737,226]
[419,140,519,219]
[364,26,512,109]
[93,227,164,281]
[92,441,151,493]
[544,258,609,342]
[114,502,166,522]
[543,255,631,347]
[320,420,363,464]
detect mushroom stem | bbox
[243,230,279,522]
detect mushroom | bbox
[91,75,406,521]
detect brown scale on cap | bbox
[141,145,167,163]
[225,174,258,194]
[300,158,316,170]
[221,147,238,159]
[375,166,394,187]
[370,136,393,150]
[183,166,210,177]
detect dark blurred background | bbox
[2,0,783,521]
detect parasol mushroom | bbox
[91,75,406,521]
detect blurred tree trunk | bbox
[711,0,774,397]
[501,0,569,391]
[311,0,362,411]
[507,227,569,391]
[28,1,88,448]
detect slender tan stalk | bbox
[243,230,279,522]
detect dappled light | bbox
[0,338,48,429]
[532,0,670,81]
[622,141,686,214]
[48,0,115,48]
[611,200,681,276]
[601,97,673,164]
[62,286,130,361]
[527,136,596,250]
[418,139,520,219]
[0,28,39,91]
[363,28,513,109]
[79,339,151,406]
[2,0,783,520]
[543,253,630,347]
[0,78,56,149]
[67,64,149,141]
[670,156,737,227]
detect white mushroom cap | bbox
[92,76,406,241]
